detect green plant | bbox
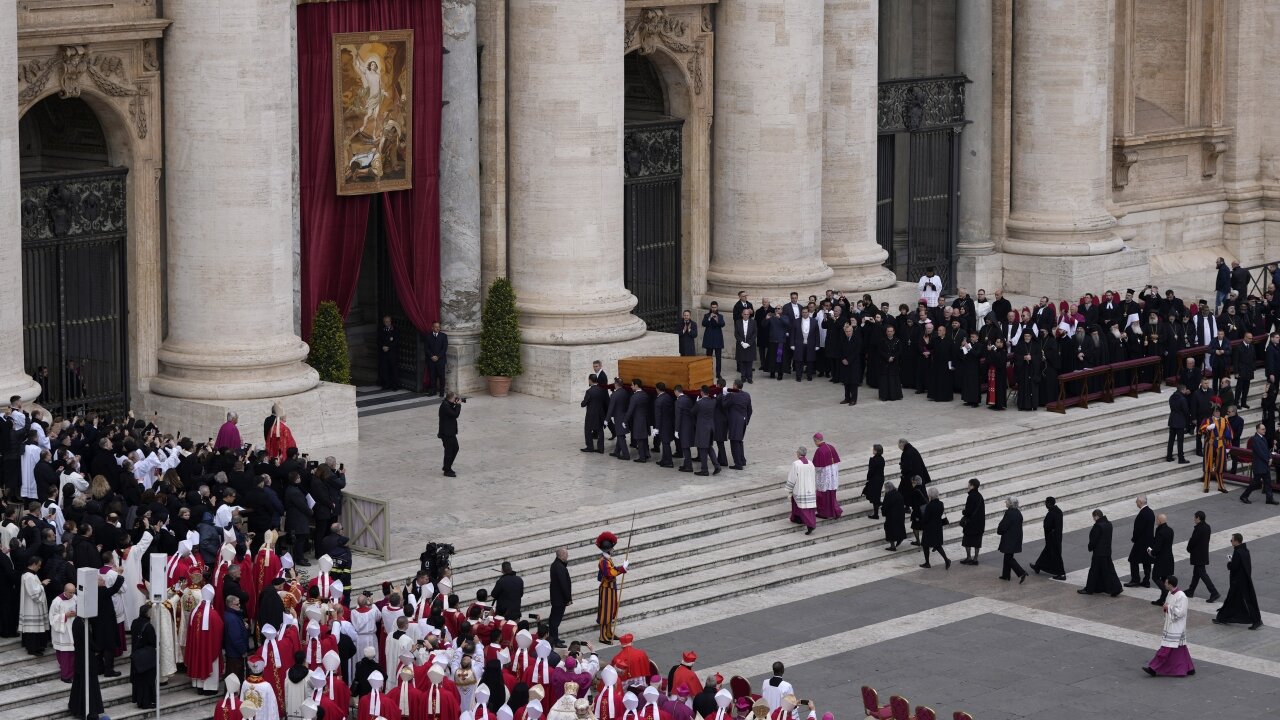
[307,300,352,384]
[477,277,524,377]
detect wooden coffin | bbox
[617,356,715,390]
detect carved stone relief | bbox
[624,8,707,95]
[18,44,153,139]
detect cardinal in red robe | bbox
[359,670,403,720]
[266,405,298,462]
[388,666,428,720]
[422,664,462,720]
[321,650,352,715]
[610,634,651,685]
[185,585,224,693]
[254,531,284,599]
[301,621,337,671]
[215,675,243,720]
[309,668,348,720]
[257,624,295,716]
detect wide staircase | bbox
[1,391,1228,720]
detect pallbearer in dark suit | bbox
[625,379,651,463]
[377,315,398,389]
[722,381,752,469]
[591,360,609,386]
[734,309,757,383]
[424,322,449,397]
[692,388,720,476]
[608,379,632,460]
[653,384,676,467]
[674,386,695,472]
[580,377,609,453]
[677,311,698,357]
[790,308,820,381]
[548,548,572,647]
[731,291,753,322]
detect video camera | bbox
[420,541,456,584]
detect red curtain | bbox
[297,0,443,339]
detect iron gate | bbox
[20,169,129,418]
[876,76,968,293]
[623,118,682,330]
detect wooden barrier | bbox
[1111,355,1163,398]
[340,492,391,561]
[1046,366,1113,413]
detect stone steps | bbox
[446,426,1181,600]
[21,673,201,720]
[353,394,1178,587]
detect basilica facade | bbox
[2,0,1278,439]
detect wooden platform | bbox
[617,355,715,390]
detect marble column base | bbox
[151,339,319,401]
[955,252,1004,295]
[512,333,674,404]
[135,381,357,452]
[0,371,42,405]
[445,330,486,396]
[826,262,898,295]
[1001,246,1149,300]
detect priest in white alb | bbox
[785,447,817,535]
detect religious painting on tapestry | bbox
[332,30,413,195]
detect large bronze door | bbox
[21,169,130,417]
[623,118,683,330]
[876,76,967,293]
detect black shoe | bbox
[657,462,674,468]
[944,558,951,570]
[712,467,721,475]
[633,458,647,463]
[910,541,921,546]
[596,448,605,453]
[1249,622,1262,630]
[1187,669,1195,675]
[580,448,595,453]
[597,638,613,645]
[1030,563,1040,575]
[1077,589,1092,595]
[869,514,879,520]
[1178,459,1190,464]
[998,575,1010,581]
[730,465,744,470]
[694,471,709,476]
[1151,600,1163,606]
[443,470,457,477]
[1212,618,1225,625]
[1052,575,1067,581]
[1124,581,1143,588]
[678,466,692,472]
[1165,457,1174,463]
[885,546,897,552]
[1208,593,1221,603]
[1110,591,1122,597]
[1241,497,1253,504]
[1143,667,1156,677]
[804,527,814,535]
[1019,573,1027,584]
[103,671,121,678]
[919,563,931,568]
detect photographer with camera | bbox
[439,391,463,477]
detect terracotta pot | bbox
[486,376,512,397]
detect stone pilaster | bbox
[145,0,354,447]
[505,0,645,346]
[954,0,1001,293]
[477,0,508,295]
[1003,0,1141,297]
[822,0,895,293]
[0,1,42,404]
[707,0,833,299]
[441,0,484,394]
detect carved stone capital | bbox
[624,7,706,95]
[1113,149,1140,189]
[17,44,151,139]
[1202,139,1228,178]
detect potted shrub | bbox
[307,300,351,384]
[477,277,523,396]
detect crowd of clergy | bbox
[677,266,1280,412]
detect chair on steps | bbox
[952,713,975,720]
[889,695,915,720]
[860,686,892,719]
[915,706,937,720]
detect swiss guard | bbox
[595,532,628,644]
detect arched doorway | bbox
[623,52,683,329]
[18,96,129,416]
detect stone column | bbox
[822,0,895,293]
[150,0,318,400]
[0,3,41,404]
[1003,0,1139,297]
[506,0,645,346]
[440,0,484,393]
[707,0,833,299]
[954,0,1000,292]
